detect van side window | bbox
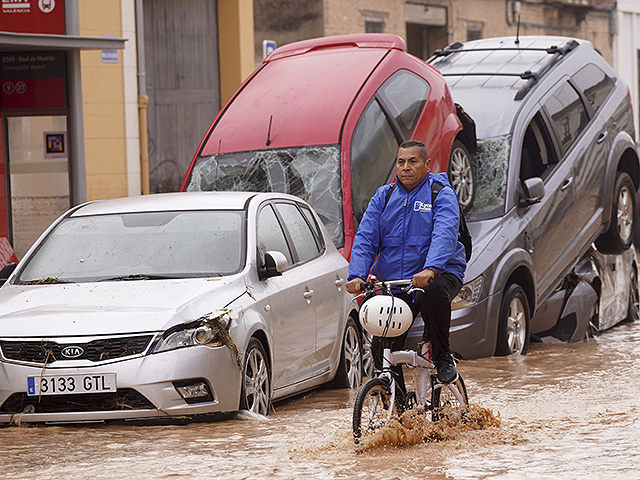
[543,81,588,156]
[572,64,615,113]
[378,70,430,139]
[351,99,398,229]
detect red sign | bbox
[0,52,66,109]
[0,0,65,35]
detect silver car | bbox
[0,192,365,425]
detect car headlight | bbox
[452,276,484,310]
[151,309,238,353]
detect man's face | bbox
[396,146,430,192]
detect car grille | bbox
[0,389,156,414]
[0,335,154,364]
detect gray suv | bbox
[420,36,639,358]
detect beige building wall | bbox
[451,0,614,64]
[78,0,131,201]
[321,1,614,64]
[324,0,405,37]
[219,0,256,105]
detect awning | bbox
[0,31,126,52]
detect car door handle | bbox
[335,277,345,288]
[596,131,608,144]
[561,177,573,191]
[303,289,314,299]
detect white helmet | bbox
[359,295,413,338]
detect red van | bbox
[181,34,475,258]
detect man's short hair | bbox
[399,140,428,162]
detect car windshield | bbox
[16,211,245,283]
[185,145,343,247]
[466,134,511,220]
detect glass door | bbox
[6,115,70,258]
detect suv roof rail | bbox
[429,39,580,100]
[265,34,406,62]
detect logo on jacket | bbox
[413,201,432,213]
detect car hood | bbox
[0,277,246,338]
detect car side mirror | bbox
[0,263,17,286]
[520,177,545,206]
[259,251,288,280]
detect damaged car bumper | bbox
[0,340,241,425]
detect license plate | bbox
[26,373,117,396]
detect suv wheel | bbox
[495,284,530,355]
[595,171,635,254]
[448,140,474,211]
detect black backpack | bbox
[383,182,472,262]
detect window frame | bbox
[255,200,325,271]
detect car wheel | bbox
[595,171,635,254]
[495,283,530,356]
[333,317,363,389]
[448,139,474,211]
[361,330,375,379]
[240,338,271,415]
[625,268,639,323]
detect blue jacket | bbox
[348,172,466,283]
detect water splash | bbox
[356,404,501,450]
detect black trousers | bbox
[371,272,463,393]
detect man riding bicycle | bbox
[346,140,466,386]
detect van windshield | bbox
[185,145,344,247]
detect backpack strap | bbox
[382,184,397,211]
[431,181,444,204]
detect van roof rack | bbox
[429,39,579,100]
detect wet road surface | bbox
[1,319,639,480]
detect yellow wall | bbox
[78,0,128,201]
[218,0,256,105]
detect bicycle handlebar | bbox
[359,277,418,295]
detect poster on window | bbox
[44,131,66,159]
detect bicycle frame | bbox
[354,277,468,438]
[377,341,466,416]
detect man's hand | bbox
[412,269,436,288]
[346,277,365,294]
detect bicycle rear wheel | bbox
[352,377,396,444]
[431,374,469,421]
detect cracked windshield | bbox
[185,146,344,247]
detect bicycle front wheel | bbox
[432,374,469,421]
[352,377,395,444]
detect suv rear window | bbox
[571,64,615,113]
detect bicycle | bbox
[352,277,469,445]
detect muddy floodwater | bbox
[2,320,640,480]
